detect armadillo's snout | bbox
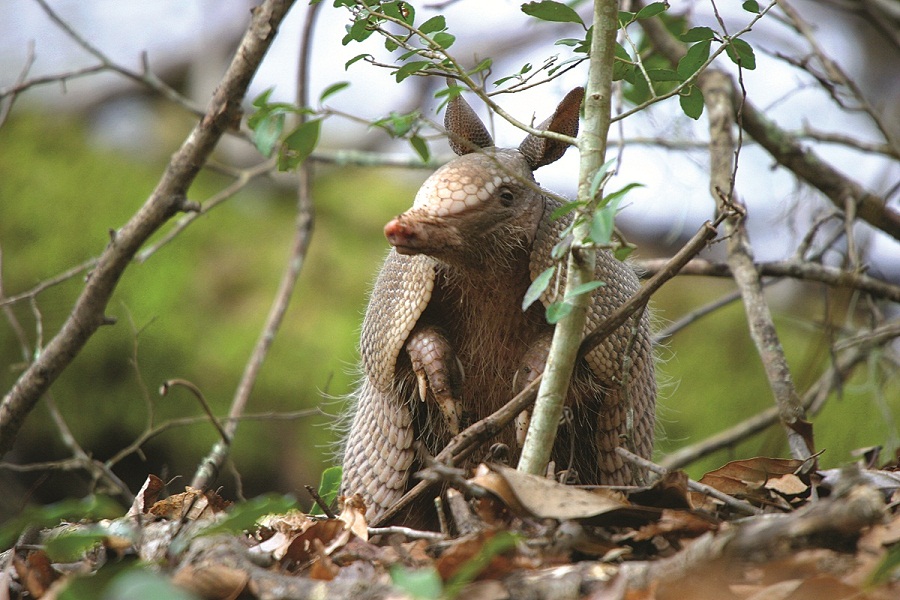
[384,216,420,255]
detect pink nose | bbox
[384,217,415,247]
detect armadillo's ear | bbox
[445,92,494,156]
[518,86,584,170]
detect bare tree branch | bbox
[191,0,318,490]
[704,68,811,460]
[635,1,900,241]
[635,258,900,302]
[0,0,298,458]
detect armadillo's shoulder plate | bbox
[361,251,437,392]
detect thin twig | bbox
[634,257,900,303]
[616,447,761,516]
[31,0,204,116]
[190,0,319,490]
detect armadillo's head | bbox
[384,149,545,264]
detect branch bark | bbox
[703,68,812,461]
[634,258,900,303]
[0,0,297,458]
[517,0,618,476]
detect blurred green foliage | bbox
[0,109,897,520]
[0,111,417,512]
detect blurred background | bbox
[1,0,898,520]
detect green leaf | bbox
[676,39,711,80]
[201,494,298,537]
[551,235,572,260]
[589,157,617,200]
[618,10,636,26]
[410,135,430,162]
[378,110,419,137]
[614,244,636,261]
[679,84,704,120]
[279,119,321,170]
[680,26,716,43]
[395,60,429,82]
[565,280,606,300]
[444,532,519,596]
[602,182,644,207]
[432,32,455,49]
[342,18,375,45]
[251,87,274,108]
[320,81,350,103]
[550,200,585,220]
[310,466,342,515]
[726,38,756,69]
[468,57,492,75]
[345,53,372,69]
[742,0,760,13]
[493,62,533,86]
[612,42,634,82]
[391,565,443,600]
[590,205,616,245]
[546,301,573,324]
[419,15,446,34]
[521,1,585,27]
[523,266,555,311]
[101,568,200,600]
[45,530,107,563]
[385,37,399,52]
[635,2,668,20]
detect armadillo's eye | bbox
[498,187,515,207]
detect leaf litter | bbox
[4,456,900,599]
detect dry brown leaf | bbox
[337,493,369,542]
[765,473,808,496]
[126,474,165,517]
[698,457,806,504]
[473,464,634,521]
[283,519,347,566]
[13,550,59,598]
[172,562,248,600]
[626,471,692,510]
[148,487,231,521]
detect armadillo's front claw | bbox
[406,325,464,435]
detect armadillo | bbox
[341,88,656,525]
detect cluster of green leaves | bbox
[247,84,349,171]
[524,0,759,120]
[522,158,642,323]
[336,1,495,162]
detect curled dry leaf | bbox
[470,464,656,525]
[337,493,369,542]
[253,511,318,560]
[126,474,165,517]
[148,487,231,521]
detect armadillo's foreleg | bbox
[512,333,553,447]
[406,325,464,435]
